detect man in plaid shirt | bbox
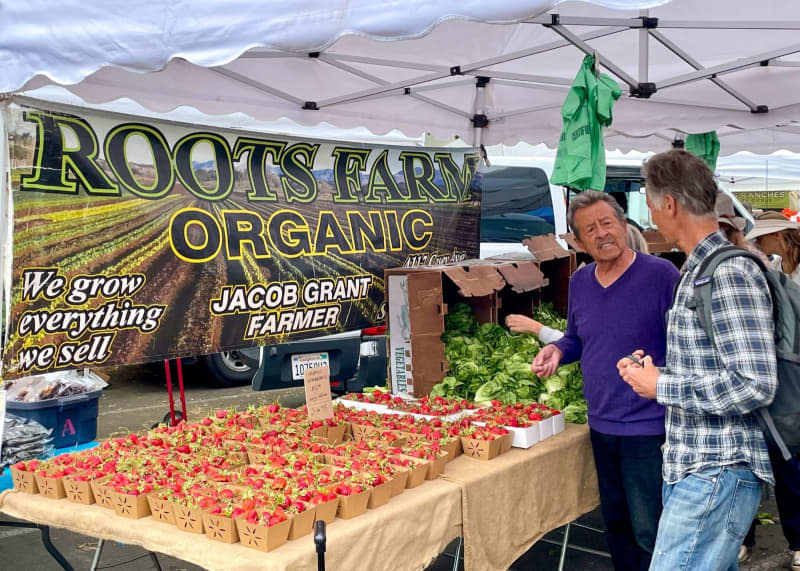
[618,149,777,571]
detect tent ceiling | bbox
[5,0,800,152]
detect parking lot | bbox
[94,362,306,438]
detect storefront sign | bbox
[733,191,790,209]
[1,101,480,377]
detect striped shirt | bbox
[657,231,777,484]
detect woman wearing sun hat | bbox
[742,210,800,570]
[746,211,800,283]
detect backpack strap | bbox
[758,408,793,461]
[690,245,766,347]
[691,247,794,460]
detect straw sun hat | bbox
[715,193,746,232]
[745,212,800,241]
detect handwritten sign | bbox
[304,366,334,420]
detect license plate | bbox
[291,352,329,380]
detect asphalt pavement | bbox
[0,363,792,570]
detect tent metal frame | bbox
[223,12,800,145]
[10,9,800,148]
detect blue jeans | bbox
[649,465,763,571]
[590,430,664,571]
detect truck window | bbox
[480,166,555,242]
[566,165,652,230]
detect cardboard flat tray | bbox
[471,413,563,448]
[335,399,390,414]
[384,405,481,423]
[472,421,540,449]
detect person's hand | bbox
[616,349,645,372]
[617,350,659,400]
[506,314,543,335]
[532,344,562,378]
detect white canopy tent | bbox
[4,0,800,152]
[488,141,800,186]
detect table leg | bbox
[557,523,571,571]
[540,521,611,561]
[40,525,74,571]
[150,551,163,571]
[451,536,462,571]
[90,538,105,571]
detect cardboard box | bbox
[113,491,151,519]
[425,452,449,480]
[35,474,66,499]
[473,421,540,449]
[402,458,430,489]
[90,477,115,509]
[367,480,393,509]
[386,259,549,397]
[335,399,389,414]
[314,497,339,524]
[559,232,593,269]
[63,476,95,505]
[389,468,409,496]
[10,467,39,494]
[236,517,291,552]
[148,493,176,524]
[202,513,239,544]
[441,438,461,460]
[337,489,370,519]
[642,230,676,253]
[174,504,205,534]
[389,407,476,423]
[523,234,574,315]
[310,423,346,445]
[460,432,513,460]
[288,507,317,540]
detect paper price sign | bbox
[304,365,334,420]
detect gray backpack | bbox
[690,245,800,461]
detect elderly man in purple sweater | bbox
[532,190,679,571]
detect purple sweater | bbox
[554,253,680,436]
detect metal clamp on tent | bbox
[630,83,657,98]
[472,114,489,128]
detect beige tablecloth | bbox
[0,424,598,571]
[443,423,600,571]
[0,478,462,571]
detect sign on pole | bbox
[1,100,481,378]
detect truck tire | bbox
[200,351,256,387]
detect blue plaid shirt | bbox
[657,231,777,484]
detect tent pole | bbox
[639,10,649,83]
[473,79,486,153]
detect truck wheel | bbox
[200,351,255,387]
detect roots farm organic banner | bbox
[1,101,480,378]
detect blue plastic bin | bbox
[6,390,102,448]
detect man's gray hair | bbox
[567,190,626,239]
[642,150,716,216]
